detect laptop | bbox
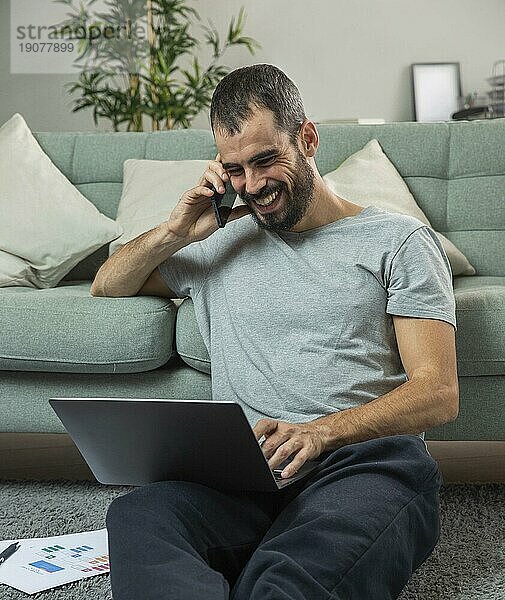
[49,398,320,492]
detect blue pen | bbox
[0,542,20,566]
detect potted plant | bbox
[55,0,260,131]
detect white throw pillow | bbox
[111,159,221,255]
[0,113,123,288]
[323,139,476,276]
[0,250,38,287]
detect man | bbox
[92,64,458,599]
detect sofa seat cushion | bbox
[0,281,177,373]
[453,276,505,376]
[175,298,211,374]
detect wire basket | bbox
[487,60,505,118]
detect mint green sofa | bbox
[1,121,504,442]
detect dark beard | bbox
[240,148,315,232]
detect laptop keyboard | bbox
[272,458,295,480]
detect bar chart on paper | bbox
[0,529,109,595]
[31,542,109,574]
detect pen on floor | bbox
[0,542,20,566]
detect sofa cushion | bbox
[175,298,211,374]
[0,282,177,373]
[453,276,505,376]
[110,159,210,255]
[0,114,122,289]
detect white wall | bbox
[1,0,503,131]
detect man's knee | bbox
[106,490,141,532]
[106,481,195,531]
[318,434,441,494]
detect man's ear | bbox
[299,120,318,158]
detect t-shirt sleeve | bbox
[157,237,217,299]
[385,226,457,330]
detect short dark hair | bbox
[210,64,306,142]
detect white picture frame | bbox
[411,63,462,122]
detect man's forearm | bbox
[90,222,186,297]
[315,377,459,450]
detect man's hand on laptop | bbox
[253,418,330,479]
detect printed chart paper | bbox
[0,529,109,594]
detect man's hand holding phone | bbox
[166,154,251,244]
[211,180,238,228]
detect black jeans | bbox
[106,434,442,599]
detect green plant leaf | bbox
[61,0,260,130]
[232,36,260,54]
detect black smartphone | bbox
[211,182,236,228]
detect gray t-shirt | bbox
[158,205,456,429]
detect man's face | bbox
[215,109,315,231]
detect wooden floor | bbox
[0,433,504,483]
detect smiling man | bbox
[92,64,458,599]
